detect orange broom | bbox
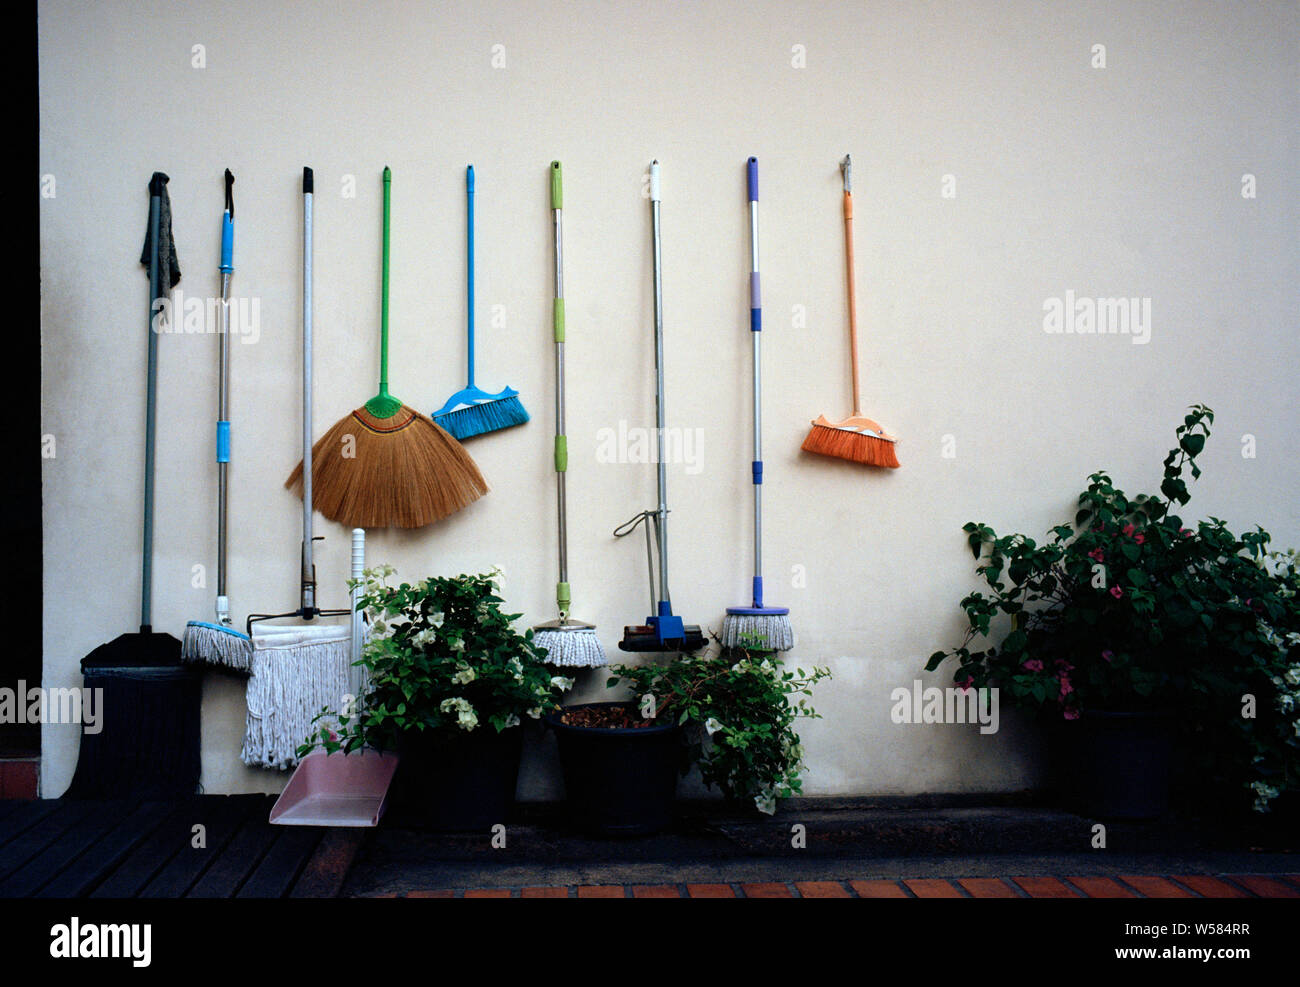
[287,167,488,528]
[801,155,900,469]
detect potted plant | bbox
[546,639,829,834]
[926,405,1300,819]
[300,566,572,831]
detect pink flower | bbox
[958,676,974,693]
[1063,708,1080,721]
[1058,676,1074,697]
[1022,659,1044,672]
[1180,528,1193,538]
[1101,650,1114,663]
[1109,586,1124,599]
[1088,549,1104,562]
[1122,523,1136,537]
[1134,534,1145,545]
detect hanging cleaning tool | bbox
[432,165,529,440]
[66,172,201,798]
[184,169,253,670]
[801,155,900,468]
[287,167,488,527]
[532,162,606,669]
[618,161,705,654]
[244,168,369,771]
[724,158,793,652]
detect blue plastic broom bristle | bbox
[432,388,528,440]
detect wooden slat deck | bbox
[0,797,354,898]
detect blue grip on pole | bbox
[747,157,758,201]
[216,420,230,463]
[752,576,764,609]
[220,211,234,273]
[752,460,763,484]
[750,272,761,330]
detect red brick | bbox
[463,888,511,898]
[1065,877,1136,898]
[687,883,735,898]
[849,880,908,898]
[521,886,569,898]
[1119,876,1193,899]
[741,882,792,898]
[795,881,850,898]
[632,885,681,898]
[1,762,37,800]
[405,890,454,898]
[904,878,963,898]
[577,885,625,898]
[1226,876,1300,898]
[1172,876,1249,899]
[1012,877,1079,898]
[959,878,1019,898]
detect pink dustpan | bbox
[269,749,400,827]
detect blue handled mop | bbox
[723,158,793,652]
[432,165,529,439]
[183,169,254,670]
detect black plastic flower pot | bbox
[1053,709,1173,820]
[390,725,523,832]
[544,702,684,836]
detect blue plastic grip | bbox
[747,157,758,201]
[752,459,763,485]
[216,420,230,463]
[752,576,764,609]
[220,211,234,273]
[466,165,475,388]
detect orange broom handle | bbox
[842,160,861,417]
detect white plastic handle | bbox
[649,160,661,202]
[350,528,365,580]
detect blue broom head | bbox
[431,385,528,440]
[182,620,254,672]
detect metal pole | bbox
[650,161,670,607]
[301,168,316,614]
[142,185,162,632]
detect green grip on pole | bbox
[556,581,571,614]
[366,167,402,420]
[553,298,565,342]
[554,434,568,473]
[550,161,563,210]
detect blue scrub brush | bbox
[432,165,529,439]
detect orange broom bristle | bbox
[286,403,489,528]
[801,415,900,469]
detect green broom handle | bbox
[551,162,570,618]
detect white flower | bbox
[439,697,478,731]
[1285,668,1300,687]
[526,706,543,719]
[704,717,723,736]
[449,638,465,653]
[753,790,777,815]
[452,664,477,685]
[550,675,575,692]
[502,714,520,729]
[428,611,445,629]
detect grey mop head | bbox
[720,612,795,652]
[182,620,253,672]
[533,620,607,668]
